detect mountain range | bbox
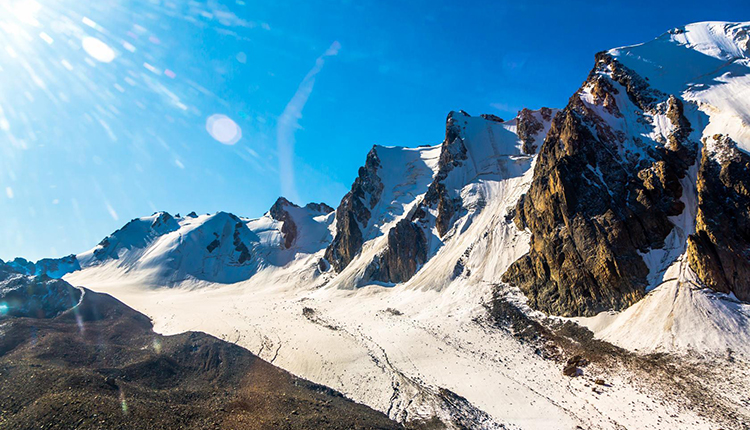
[3,21,750,429]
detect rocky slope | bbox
[0,262,401,430]
[502,21,750,317]
[502,54,698,317]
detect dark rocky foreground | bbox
[0,278,401,429]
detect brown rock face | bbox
[364,218,427,284]
[688,135,750,301]
[269,197,299,249]
[516,108,545,154]
[325,148,384,271]
[502,53,698,317]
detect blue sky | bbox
[1,0,748,261]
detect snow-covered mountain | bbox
[17,21,750,429]
[33,199,334,285]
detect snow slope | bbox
[64,164,727,429]
[611,21,750,151]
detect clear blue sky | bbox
[1,0,748,261]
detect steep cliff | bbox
[503,53,698,317]
[688,134,750,301]
[325,148,385,271]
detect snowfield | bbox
[47,21,750,429]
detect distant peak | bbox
[305,202,335,214]
[270,197,334,221]
[480,113,504,123]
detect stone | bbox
[325,147,384,271]
[687,134,750,301]
[502,53,698,317]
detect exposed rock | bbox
[93,211,179,261]
[502,54,698,317]
[418,111,470,238]
[0,261,82,319]
[364,218,427,284]
[232,220,252,264]
[206,234,221,253]
[516,108,545,154]
[269,198,334,250]
[305,202,335,214]
[540,107,553,121]
[563,355,588,377]
[35,254,80,277]
[269,197,300,249]
[563,363,579,377]
[480,113,504,122]
[325,148,385,271]
[687,134,750,301]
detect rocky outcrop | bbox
[232,219,252,264]
[35,254,81,277]
[480,113,504,122]
[269,197,300,249]
[502,53,698,317]
[516,108,546,154]
[0,261,82,319]
[4,258,36,275]
[419,111,470,238]
[270,198,334,249]
[688,134,750,301]
[325,148,385,271]
[364,218,427,284]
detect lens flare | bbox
[206,114,241,145]
[82,36,116,63]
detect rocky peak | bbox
[502,53,699,317]
[304,202,335,214]
[325,147,385,271]
[6,258,35,276]
[1,262,82,319]
[151,211,179,233]
[480,113,504,122]
[93,212,180,261]
[268,197,300,249]
[418,111,471,238]
[516,108,549,154]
